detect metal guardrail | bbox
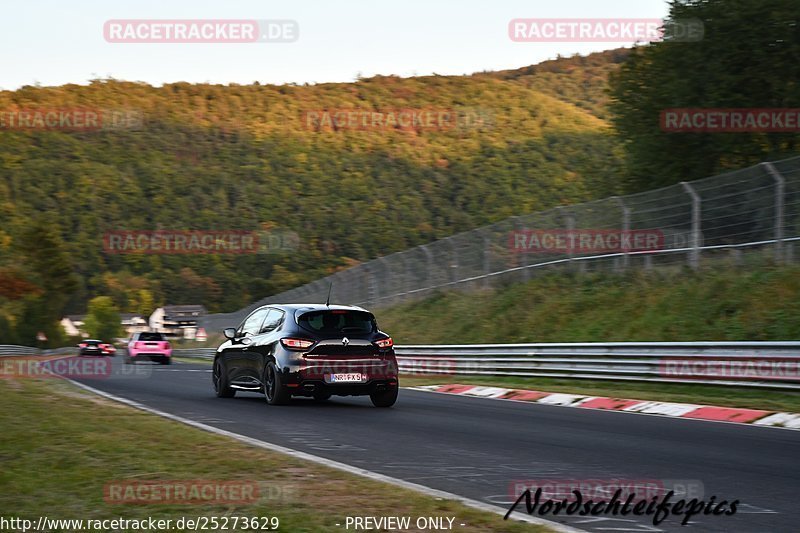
[173,342,800,390]
[395,342,800,390]
[173,348,215,360]
[0,345,40,356]
[0,345,81,357]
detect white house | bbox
[149,305,207,339]
[60,315,86,337]
[120,313,149,336]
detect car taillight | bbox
[281,338,315,351]
[164,342,170,349]
[79,343,87,348]
[374,337,393,349]
[135,342,143,349]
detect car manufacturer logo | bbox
[342,337,350,346]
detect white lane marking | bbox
[573,517,665,532]
[68,380,584,533]
[736,503,778,514]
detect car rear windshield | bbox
[297,310,376,335]
[139,332,165,341]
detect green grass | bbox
[0,378,550,532]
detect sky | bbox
[1,0,672,90]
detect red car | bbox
[126,332,172,365]
[100,343,117,356]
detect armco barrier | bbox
[173,341,800,390]
[173,348,216,360]
[0,345,40,356]
[0,345,84,357]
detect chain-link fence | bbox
[201,155,800,331]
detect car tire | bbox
[264,362,290,405]
[213,358,236,398]
[370,386,398,408]
[313,392,331,402]
[160,357,171,365]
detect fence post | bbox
[513,216,530,282]
[401,252,412,301]
[681,181,701,270]
[613,196,631,271]
[366,263,377,306]
[557,206,575,270]
[421,244,434,293]
[762,162,785,263]
[377,256,390,305]
[483,233,491,289]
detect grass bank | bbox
[376,264,800,343]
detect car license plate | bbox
[330,373,364,383]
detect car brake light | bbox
[281,338,315,350]
[135,342,143,349]
[79,343,87,348]
[164,342,170,349]
[375,337,393,349]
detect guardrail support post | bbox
[681,182,701,270]
[762,162,785,263]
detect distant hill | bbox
[0,50,627,330]
[477,49,630,119]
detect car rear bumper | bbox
[285,360,398,396]
[290,378,398,397]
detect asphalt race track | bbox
[74,357,800,532]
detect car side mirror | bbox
[223,328,237,340]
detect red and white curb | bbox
[407,384,800,430]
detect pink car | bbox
[126,332,172,365]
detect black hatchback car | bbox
[213,304,398,407]
[78,339,105,356]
